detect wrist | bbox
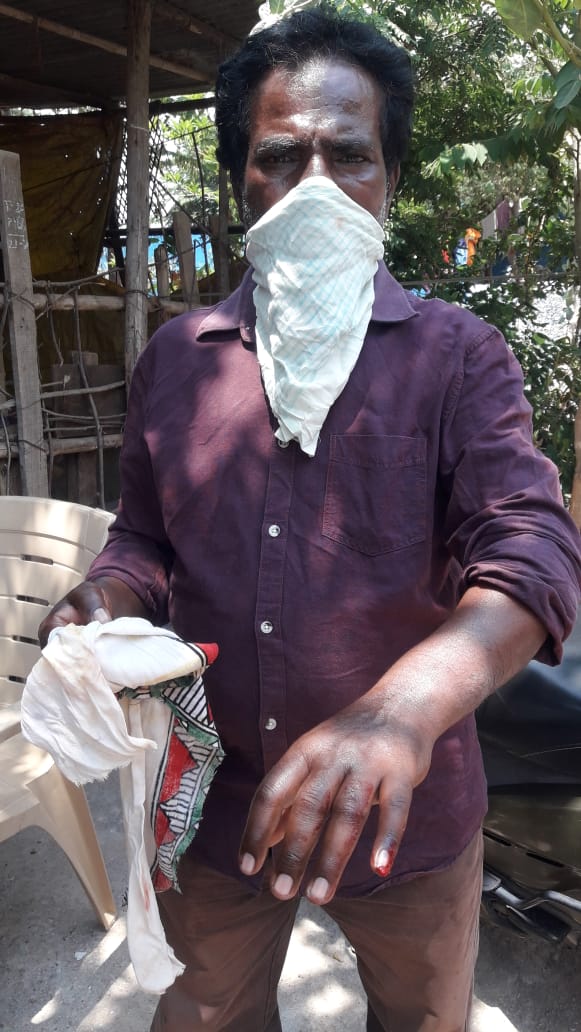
[89,576,149,621]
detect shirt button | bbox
[268,524,281,538]
[264,717,277,731]
[277,439,290,449]
[260,620,273,634]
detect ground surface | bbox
[1,774,580,1032]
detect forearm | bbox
[370,586,547,749]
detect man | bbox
[40,6,580,1031]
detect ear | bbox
[387,163,400,198]
[384,163,400,220]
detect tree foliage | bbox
[346,0,580,497]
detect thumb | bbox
[92,606,112,624]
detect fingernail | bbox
[93,607,111,624]
[307,877,329,904]
[273,873,294,898]
[240,853,256,876]
[374,846,396,878]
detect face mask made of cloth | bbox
[245,176,385,457]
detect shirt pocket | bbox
[322,434,427,557]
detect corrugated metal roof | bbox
[0,1,260,108]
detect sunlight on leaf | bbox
[555,76,581,109]
[495,0,545,41]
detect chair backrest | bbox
[0,497,114,697]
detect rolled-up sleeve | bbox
[440,325,580,664]
[87,347,174,624]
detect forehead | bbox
[248,59,383,138]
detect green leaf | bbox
[545,106,568,130]
[495,0,545,41]
[555,60,580,90]
[554,75,581,108]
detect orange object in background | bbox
[465,227,481,265]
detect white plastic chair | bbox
[0,496,116,929]
[0,496,113,739]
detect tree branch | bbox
[531,0,581,66]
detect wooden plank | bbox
[154,243,170,299]
[154,243,171,325]
[67,452,99,508]
[0,150,48,497]
[0,71,107,109]
[173,210,200,308]
[124,0,152,383]
[0,2,207,83]
[0,292,188,314]
[0,433,123,460]
[155,0,238,47]
[217,164,231,300]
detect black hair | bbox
[215,4,415,196]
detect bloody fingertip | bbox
[373,843,397,878]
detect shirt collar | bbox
[370,261,418,324]
[196,260,417,344]
[197,269,256,343]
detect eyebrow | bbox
[331,136,376,153]
[253,133,377,157]
[253,136,300,157]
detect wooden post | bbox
[173,210,199,308]
[154,243,171,325]
[217,164,231,301]
[154,243,170,300]
[124,0,152,384]
[0,150,48,496]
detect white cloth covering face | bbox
[245,175,385,456]
[21,618,222,995]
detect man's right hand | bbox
[38,576,148,647]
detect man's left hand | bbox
[239,588,548,905]
[238,690,433,905]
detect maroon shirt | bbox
[89,263,580,895]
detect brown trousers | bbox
[150,831,482,1032]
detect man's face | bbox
[240,58,398,227]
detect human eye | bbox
[334,144,369,164]
[255,141,298,165]
[264,152,295,164]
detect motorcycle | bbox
[477,612,581,944]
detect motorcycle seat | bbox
[476,616,581,777]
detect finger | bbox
[370,778,413,881]
[38,603,80,647]
[239,752,310,878]
[265,771,345,900]
[93,606,112,623]
[38,585,111,647]
[303,776,376,905]
[267,808,291,849]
